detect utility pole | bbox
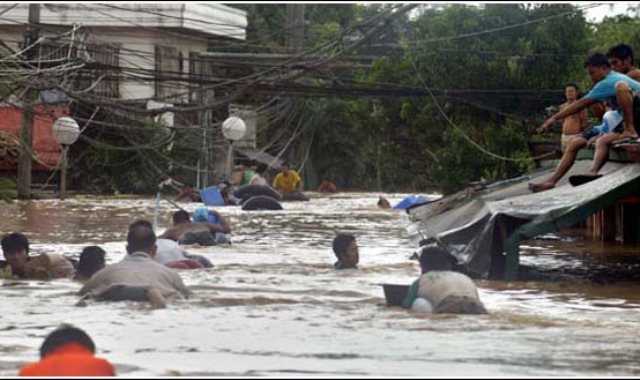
[285,4,305,53]
[17,4,40,199]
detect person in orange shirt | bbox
[19,325,115,376]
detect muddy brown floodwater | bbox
[0,192,638,376]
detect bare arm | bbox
[579,108,588,131]
[538,97,596,133]
[158,228,177,241]
[209,210,231,234]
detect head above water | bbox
[256,163,269,174]
[1,232,30,272]
[607,43,634,73]
[77,246,106,278]
[332,234,359,268]
[418,246,456,273]
[40,325,95,359]
[280,162,291,175]
[377,196,391,209]
[126,220,157,255]
[584,53,611,83]
[172,210,191,225]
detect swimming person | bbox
[332,234,359,270]
[19,325,115,376]
[1,233,75,280]
[403,246,487,314]
[74,246,106,284]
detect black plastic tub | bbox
[381,284,410,307]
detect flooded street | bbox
[0,192,638,376]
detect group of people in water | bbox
[1,183,486,374]
[529,44,640,192]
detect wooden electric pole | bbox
[285,4,306,53]
[16,3,40,199]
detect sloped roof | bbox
[408,160,640,280]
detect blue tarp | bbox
[393,195,435,210]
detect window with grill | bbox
[38,42,120,99]
[155,45,182,100]
[82,43,120,98]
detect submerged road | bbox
[0,192,638,376]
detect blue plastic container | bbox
[200,186,225,206]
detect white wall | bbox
[0,26,208,101]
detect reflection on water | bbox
[0,193,638,376]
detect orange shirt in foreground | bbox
[19,342,115,377]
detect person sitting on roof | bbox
[159,210,230,246]
[332,234,359,270]
[539,83,588,152]
[403,246,487,314]
[74,246,106,284]
[19,325,115,376]
[272,162,304,197]
[529,53,640,192]
[1,233,75,280]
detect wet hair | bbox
[77,246,106,278]
[584,53,611,68]
[607,43,634,65]
[419,246,455,272]
[126,221,156,253]
[129,219,152,229]
[565,83,580,94]
[332,234,355,259]
[1,232,29,255]
[256,163,268,174]
[40,325,95,358]
[377,196,390,208]
[172,210,191,224]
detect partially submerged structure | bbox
[407,149,640,280]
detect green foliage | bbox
[299,3,597,194]
[0,178,17,203]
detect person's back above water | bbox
[159,210,229,246]
[19,324,114,376]
[78,220,190,308]
[403,246,487,314]
[1,232,75,280]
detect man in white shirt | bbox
[78,220,190,309]
[403,246,487,314]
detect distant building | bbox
[0,3,248,177]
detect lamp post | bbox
[221,116,246,180]
[51,117,80,200]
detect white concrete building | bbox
[0,3,247,102]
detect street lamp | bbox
[222,116,246,180]
[51,116,80,200]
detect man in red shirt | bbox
[19,325,114,376]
